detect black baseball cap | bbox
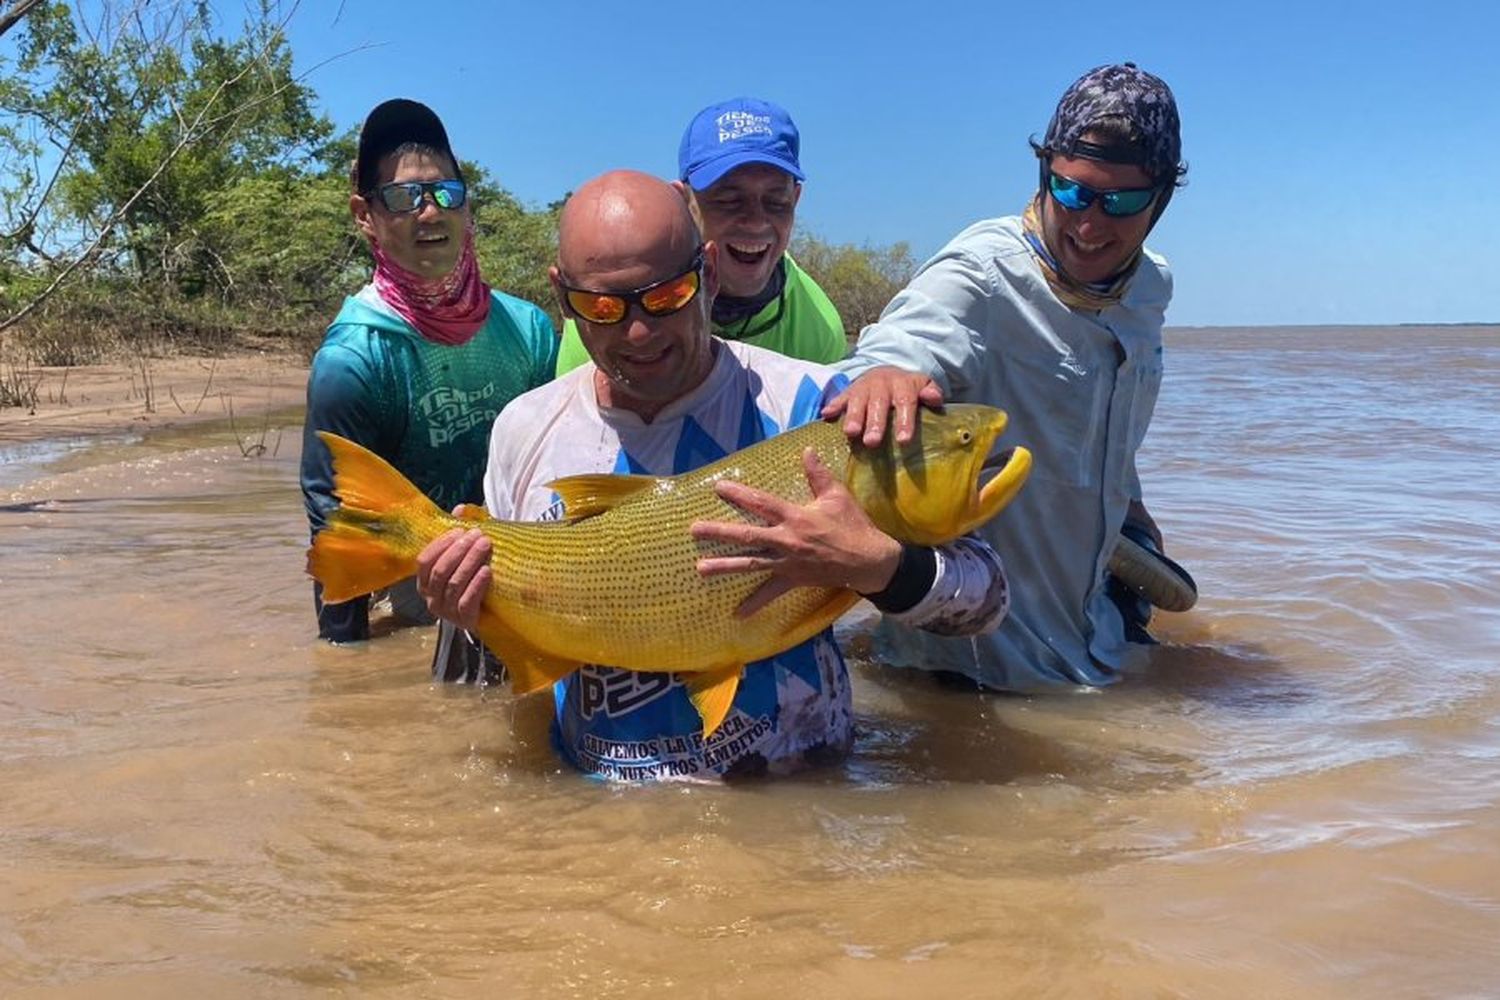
[353,98,462,194]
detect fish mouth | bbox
[977,444,1015,493]
[980,445,1016,474]
[971,443,1032,527]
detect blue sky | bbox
[282,2,1488,326]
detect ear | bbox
[548,264,570,315]
[791,182,803,209]
[350,192,377,243]
[674,180,706,229]
[700,240,720,302]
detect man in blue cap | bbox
[829,63,1192,692]
[555,97,846,376]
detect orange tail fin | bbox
[305,432,452,603]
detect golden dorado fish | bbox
[307,404,1031,737]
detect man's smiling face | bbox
[687,162,800,299]
[352,149,468,279]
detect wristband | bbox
[860,543,937,614]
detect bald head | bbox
[552,170,720,421]
[557,170,702,284]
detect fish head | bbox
[848,404,1032,546]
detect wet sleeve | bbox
[837,248,993,397]
[880,536,1009,637]
[300,345,392,534]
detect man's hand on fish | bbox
[416,526,492,630]
[822,365,944,447]
[691,447,904,619]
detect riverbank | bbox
[0,351,309,448]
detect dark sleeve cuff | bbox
[860,543,937,615]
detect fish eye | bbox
[958,430,972,444]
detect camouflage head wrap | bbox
[1039,63,1182,183]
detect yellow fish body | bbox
[307,404,1031,737]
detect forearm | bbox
[838,250,992,394]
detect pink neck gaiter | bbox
[371,224,491,345]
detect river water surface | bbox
[3,325,1497,998]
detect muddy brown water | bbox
[3,326,1497,998]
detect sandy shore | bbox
[0,351,309,447]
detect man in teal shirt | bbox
[555,97,844,375]
[300,99,557,643]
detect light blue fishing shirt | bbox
[839,215,1171,689]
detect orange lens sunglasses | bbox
[560,247,704,325]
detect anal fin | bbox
[682,664,744,739]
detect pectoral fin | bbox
[545,473,663,520]
[682,664,744,739]
[453,503,489,523]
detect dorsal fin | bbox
[544,472,664,520]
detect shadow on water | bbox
[1131,637,1315,713]
[827,625,1320,795]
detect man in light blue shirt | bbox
[831,63,1189,691]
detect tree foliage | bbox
[1,0,333,329]
[0,3,916,362]
[791,232,916,338]
[467,162,562,325]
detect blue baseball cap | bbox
[678,97,804,191]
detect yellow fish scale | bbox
[307,404,1029,737]
[477,421,856,671]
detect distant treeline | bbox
[0,3,914,366]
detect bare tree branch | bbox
[0,0,46,41]
[0,27,269,332]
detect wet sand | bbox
[0,351,308,448]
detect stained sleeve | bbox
[880,536,1009,637]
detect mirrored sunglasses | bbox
[372,179,467,214]
[1046,171,1159,218]
[560,248,705,326]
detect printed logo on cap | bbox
[716,111,773,144]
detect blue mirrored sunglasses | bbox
[1046,171,1159,218]
[371,179,467,214]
